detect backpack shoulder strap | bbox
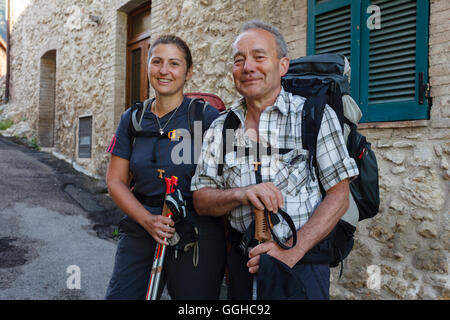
[301,95,327,194]
[128,101,143,146]
[301,95,327,158]
[129,99,152,137]
[328,83,345,133]
[187,98,207,136]
[217,111,241,176]
[128,99,153,148]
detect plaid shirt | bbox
[191,88,359,242]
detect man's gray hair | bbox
[238,20,288,58]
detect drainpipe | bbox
[5,0,10,102]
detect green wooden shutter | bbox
[361,0,429,122]
[368,0,417,104]
[315,5,352,60]
[307,0,359,91]
[307,0,430,122]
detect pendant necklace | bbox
[153,100,181,135]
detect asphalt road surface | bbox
[0,136,123,300]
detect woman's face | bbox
[148,43,192,97]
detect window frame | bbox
[78,116,92,159]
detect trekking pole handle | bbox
[164,176,178,194]
[254,208,272,243]
[163,176,178,217]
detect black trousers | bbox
[105,216,226,300]
[226,232,330,300]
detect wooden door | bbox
[126,2,151,108]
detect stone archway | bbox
[38,50,56,147]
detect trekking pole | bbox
[145,176,178,300]
[252,208,272,300]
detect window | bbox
[130,48,142,104]
[79,116,92,158]
[307,0,430,122]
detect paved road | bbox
[0,136,122,300]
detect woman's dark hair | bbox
[147,35,193,71]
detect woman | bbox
[105,35,225,300]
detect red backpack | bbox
[185,92,226,112]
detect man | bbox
[191,20,359,299]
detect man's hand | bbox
[240,182,284,213]
[247,240,297,273]
[246,179,351,274]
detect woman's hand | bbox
[139,213,175,245]
[107,155,176,245]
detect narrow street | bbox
[0,136,122,299]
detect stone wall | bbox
[3,0,119,177]
[2,0,150,177]
[335,125,449,299]
[1,0,448,299]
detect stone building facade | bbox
[0,0,448,299]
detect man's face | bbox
[232,28,289,102]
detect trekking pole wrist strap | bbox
[267,208,297,250]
